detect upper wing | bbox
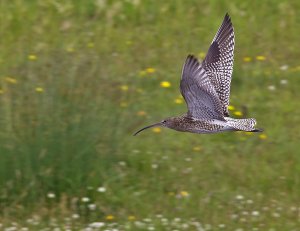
[202,13,235,117]
[180,55,225,121]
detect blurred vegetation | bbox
[0,0,299,229]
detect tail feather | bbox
[251,128,264,132]
[225,117,261,132]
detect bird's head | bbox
[133,118,173,136]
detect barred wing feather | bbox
[180,55,225,121]
[203,13,235,116]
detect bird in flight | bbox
[134,14,262,136]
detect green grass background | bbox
[0,0,299,229]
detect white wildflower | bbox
[97,187,106,192]
[280,79,288,85]
[252,211,260,216]
[230,214,238,219]
[242,211,249,216]
[280,65,288,71]
[174,217,181,222]
[81,197,90,203]
[47,192,55,198]
[236,195,244,200]
[268,85,276,91]
[118,161,126,166]
[151,164,158,169]
[246,199,253,204]
[218,224,226,228]
[89,222,105,228]
[72,214,80,219]
[88,204,96,210]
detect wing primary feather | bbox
[202,13,235,117]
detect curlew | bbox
[134,14,262,136]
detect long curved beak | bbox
[133,122,162,136]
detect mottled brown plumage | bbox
[133,14,262,136]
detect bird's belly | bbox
[172,119,233,134]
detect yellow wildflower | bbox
[160,81,171,88]
[228,105,235,111]
[259,134,267,140]
[28,54,37,61]
[256,55,266,61]
[174,98,183,104]
[128,215,136,221]
[199,52,206,59]
[291,66,300,72]
[137,111,146,116]
[243,57,252,62]
[87,42,94,48]
[180,191,189,197]
[120,85,129,91]
[152,127,161,133]
[290,66,298,72]
[66,47,75,53]
[5,77,17,84]
[105,215,115,220]
[234,111,243,116]
[193,146,202,151]
[146,67,155,74]
[35,87,44,93]
[120,102,128,107]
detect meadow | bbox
[0,0,300,230]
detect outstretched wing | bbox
[180,55,225,121]
[202,13,235,117]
